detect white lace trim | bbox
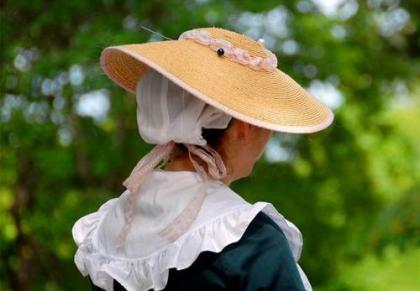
[73,200,311,291]
[178,29,278,72]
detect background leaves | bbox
[1,0,419,290]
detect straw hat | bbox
[100,27,334,134]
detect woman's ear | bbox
[230,119,253,140]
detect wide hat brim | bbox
[100,30,334,134]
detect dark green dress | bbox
[89,211,306,291]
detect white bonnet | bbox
[136,69,232,145]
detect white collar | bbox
[72,169,311,291]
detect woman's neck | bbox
[164,156,196,172]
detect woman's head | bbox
[167,118,272,185]
[103,28,334,189]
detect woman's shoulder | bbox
[164,211,307,291]
[216,210,298,263]
[220,211,307,289]
[87,211,303,291]
[72,172,311,291]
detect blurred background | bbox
[1,0,419,290]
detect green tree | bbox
[1,0,419,290]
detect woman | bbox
[72,27,334,291]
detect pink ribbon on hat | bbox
[178,28,278,72]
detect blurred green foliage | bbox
[1,0,419,290]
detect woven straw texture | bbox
[100,27,334,133]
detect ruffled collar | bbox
[72,169,311,291]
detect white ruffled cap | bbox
[72,170,312,291]
[136,69,232,146]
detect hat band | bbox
[178,29,278,72]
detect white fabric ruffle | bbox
[136,69,232,146]
[72,170,312,291]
